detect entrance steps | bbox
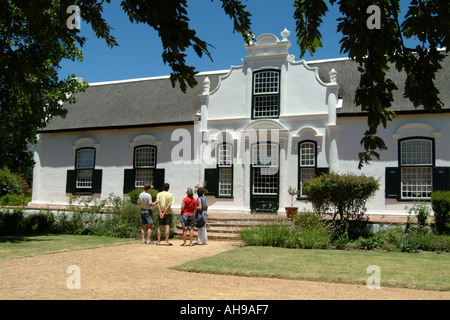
[173,213,289,241]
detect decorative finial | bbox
[330,68,337,83]
[281,28,290,41]
[202,77,210,95]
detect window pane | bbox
[300,143,315,167]
[135,147,156,168]
[252,167,278,195]
[76,169,93,188]
[76,149,95,169]
[401,167,432,199]
[254,71,279,94]
[253,95,279,118]
[219,168,232,196]
[300,168,315,197]
[401,139,432,166]
[135,169,154,188]
[252,143,278,167]
[218,144,232,167]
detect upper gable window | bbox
[252,70,280,119]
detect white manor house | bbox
[30,29,450,216]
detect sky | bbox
[58,0,412,84]
[59,0,347,84]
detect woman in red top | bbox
[180,188,197,246]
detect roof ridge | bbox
[89,70,229,87]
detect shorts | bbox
[180,214,195,230]
[159,213,173,226]
[141,209,153,225]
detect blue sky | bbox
[58,0,411,84]
[59,0,346,83]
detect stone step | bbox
[172,213,289,241]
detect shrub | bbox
[0,167,28,197]
[303,172,379,236]
[431,191,450,235]
[0,193,32,206]
[240,211,331,249]
[406,201,431,230]
[128,188,159,205]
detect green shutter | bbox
[66,170,76,194]
[385,167,401,199]
[433,167,450,192]
[153,169,165,192]
[315,167,329,176]
[92,170,103,194]
[123,169,136,194]
[204,168,219,196]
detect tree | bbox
[0,0,252,175]
[294,0,449,168]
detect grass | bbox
[0,234,135,260]
[173,246,450,291]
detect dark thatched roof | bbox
[41,54,448,133]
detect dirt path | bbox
[0,239,448,300]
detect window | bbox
[299,142,316,197]
[218,144,233,196]
[297,141,329,198]
[252,70,280,119]
[66,148,102,194]
[204,143,234,198]
[252,143,279,196]
[123,145,165,194]
[76,148,95,189]
[134,146,157,188]
[385,137,450,201]
[400,138,433,200]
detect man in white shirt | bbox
[138,184,157,244]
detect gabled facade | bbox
[30,29,450,216]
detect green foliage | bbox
[0,192,179,240]
[0,210,56,235]
[303,172,379,236]
[293,0,448,168]
[128,188,158,205]
[353,225,450,253]
[0,167,32,206]
[0,167,25,197]
[240,210,331,249]
[405,201,431,230]
[431,191,450,235]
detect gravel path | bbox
[0,239,449,300]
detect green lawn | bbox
[0,234,135,260]
[173,246,450,291]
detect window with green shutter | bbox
[385,137,450,200]
[66,148,102,194]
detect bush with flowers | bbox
[0,167,31,206]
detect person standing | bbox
[195,187,208,245]
[156,183,175,246]
[180,188,197,246]
[137,184,157,244]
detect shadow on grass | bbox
[0,234,58,244]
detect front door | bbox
[250,142,279,214]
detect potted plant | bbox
[285,186,299,219]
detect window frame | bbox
[398,137,435,200]
[133,145,157,189]
[217,143,234,197]
[298,141,318,199]
[252,69,281,119]
[75,148,96,190]
[251,142,279,196]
